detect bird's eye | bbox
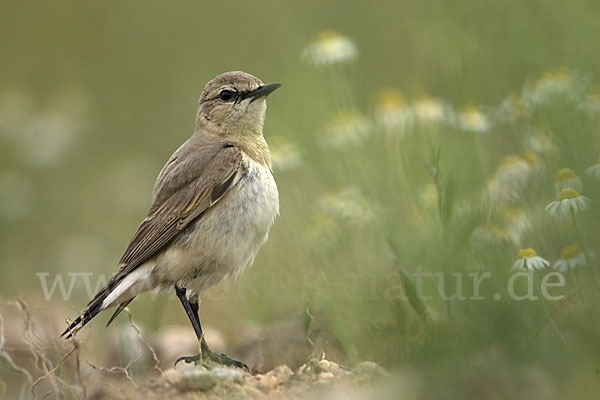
[219,90,234,101]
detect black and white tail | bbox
[61,277,136,338]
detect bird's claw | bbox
[174,354,202,366]
[174,351,249,372]
[206,351,249,371]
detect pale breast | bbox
[218,155,280,272]
[159,154,279,294]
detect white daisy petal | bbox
[560,200,572,215]
[512,259,525,271]
[548,189,591,216]
[302,31,358,66]
[553,244,588,272]
[512,249,550,272]
[545,201,559,214]
[553,259,568,272]
[586,164,600,180]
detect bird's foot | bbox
[174,353,202,366]
[175,350,249,371]
[204,350,249,371]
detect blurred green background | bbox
[1,0,600,398]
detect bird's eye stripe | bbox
[235,91,250,103]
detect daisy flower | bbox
[504,208,532,245]
[270,136,302,173]
[553,243,587,272]
[413,96,453,125]
[485,153,541,208]
[522,67,579,105]
[302,31,357,66]
[585,156,600,180]
[554,168,582,194]
[520,150,542,175]
[545,188,591,216]
[578,85,600,115]
[496,155,532,189]
[373,88,414,135]
[495,92,529,122]
[320,109,371,149]
[511,248,550,271]
[303,211,340,250]
[471,225,512,247]
[456,106,490,132]
[317,186,375,227]
[525,131,557,156]
[485,177,521,207]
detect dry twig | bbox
[0,301,34,396]
[124,309,163,376]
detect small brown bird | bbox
[62,71,281,370]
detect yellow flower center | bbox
[499,155,523,168]
[331,109,364,124]
[540,67,569,82]
[518,248,537,259]
[461,105,478,114]
[317,30,341,42]
[487,226,509,240]
[555,168,576,182]
[507,93,527,112]
[376,89,406,110]
[521,151,539,165]
[560,243,582,259]
[558,188,579,201]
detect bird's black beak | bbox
[245,83,282,102]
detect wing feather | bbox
[87,139,242,306]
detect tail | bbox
[61,290,110,338]
[61,282,135,339]
[61,263,155,338]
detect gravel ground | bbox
[110,358,389,400]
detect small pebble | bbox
[162,367,217,391]
[212,366,245,383]
[255,374,279,391]
[317,372,335,383]
[267,365,293,385]
[162,358,387,394]
[353,361,388,384]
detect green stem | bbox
[571,211,600,290]
[326,65,353,111]
[573,267,587,302]
[534,275,568,346]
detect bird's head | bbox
[195,71,281,137]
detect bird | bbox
[61,71,281,370]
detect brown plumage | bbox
[62,71,281,360]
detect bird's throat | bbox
[233,134,272,170]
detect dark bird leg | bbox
[174,285,248,371]
[175,286,203,339]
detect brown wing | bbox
[90,138,242,304]
[62,137,243,338]
[116,142,242,282]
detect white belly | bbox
[155,154,279,295]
